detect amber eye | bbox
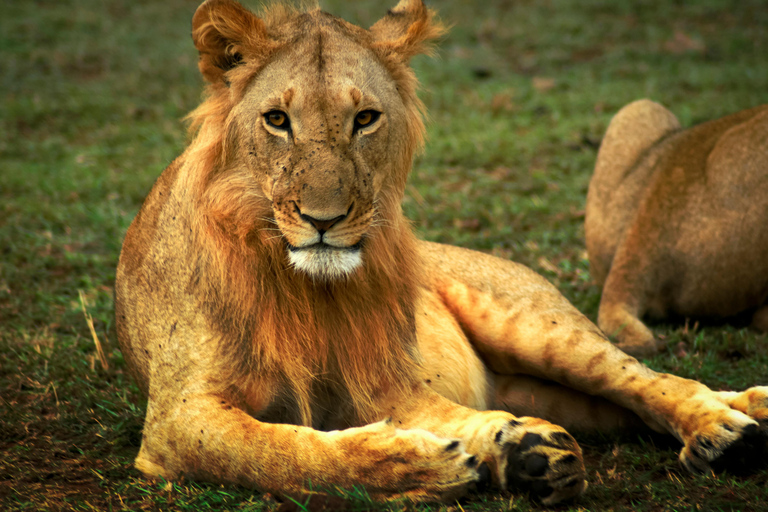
[265,111,289,130]
[354,110,380,130]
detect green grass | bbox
[2,0,767,510]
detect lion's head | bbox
[172,0,446,423]
[186,0,445,280]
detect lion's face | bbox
[191,0,442,281]
[235,32,407,280]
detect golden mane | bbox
[176,3,444,425]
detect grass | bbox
[2,0,767,510]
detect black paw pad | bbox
[525,454,549,477]
[505,444,549,492]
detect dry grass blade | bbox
[79,289,109,371]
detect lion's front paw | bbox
[333,420,482,502]
[495,418,587,505]
[679,387,768,475]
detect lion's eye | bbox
[265,111,289,130]
[354,110,380,130]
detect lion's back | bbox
[587,102,768,318]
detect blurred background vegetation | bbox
[1,0,767,510]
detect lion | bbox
[115,0,768,505]
[586,100,768,356]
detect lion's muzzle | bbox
[287,242,363,280]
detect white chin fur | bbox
[288,245,362,280]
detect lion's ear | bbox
[370,0,447,62]
[192,0,270,83]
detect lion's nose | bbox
[299,211,347,235]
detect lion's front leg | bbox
[136,392,484,503]
[377,385,587,505]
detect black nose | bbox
[299,212,346,234]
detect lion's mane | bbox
[174,2,445,425]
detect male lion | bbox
[586,100,768,356]
[115,0,768,505]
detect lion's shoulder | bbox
[118,156,185,279]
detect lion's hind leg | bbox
[492,374,647,434]
[420,241,768,479]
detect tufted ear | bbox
[192,0,272,83]
[370,0,447,62]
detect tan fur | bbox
[116,2,768,505]
[586,100,768,356]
